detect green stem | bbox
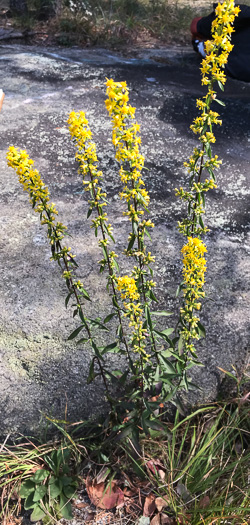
[86,161,133,369]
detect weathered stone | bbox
[0,43,249,437]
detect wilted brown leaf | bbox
[85,511,96,522]
[199,495,210,509]
[146,459,165,481]
[86,476,124,510]
[123,486,136,497]
[143,493,156,517]
[155,495,170,512]
[161,514,176,524]
[150,514,161,525]
[74,501,89,509]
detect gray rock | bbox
[0,43,249,437]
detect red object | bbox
[190,17,204,40]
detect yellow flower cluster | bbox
[117,275,149,361]
[7,146,87,296]
[7,146,50,208]
[201,1,240,87]
[117,275,140,302]
[180,237,207,352]
[105,79,156,290]
[68,110,117,275]
[105,78,151,225]
[182,237,207,294]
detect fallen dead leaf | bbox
[150,514,161,525]
[85,511,96,522]
[161,514,176,524]
[143,493,156,517]
[74,501,89,509]
[155,495,170,512]
[151,512,176,525]
[86,476,124,510]
[199,495,210,509]
[123,486,136,497]
[146,459,165,481]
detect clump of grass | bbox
[1,386,249,524]
[139,398,250,523]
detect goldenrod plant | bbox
[7,1,239,440]
[4,5,250,523]
[175,0,240,379]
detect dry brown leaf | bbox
[86,476,124,510]
[85,511,96,522]
[199,495,210,509]
[123,487,136,497]
[155,495,170,512]
[143,493,156,517]
[146,459,166,480]
[161,514,176,524]
[74,501,89,509]
[150,514,161,525]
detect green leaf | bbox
[30,504,46,522]
[61,476,73,486]
[151,311,173,317]
[33,485,47,502]
[63,484,76,499]
[112,295,119,308]
[146,419,165,431]
[171,395,186,416]
[217,80,224,91]
[60,494,73,520]
[145,305,152,330]
[30,469,50,483]
[149,289,158,302]
[217,367,238,381]
[205,142,212,158]
[91,340,104,361]
[76,337,89,345]
[117,369,129,386]
[154,329,173,345]
[199,216,204,229]
[197,320,206,338]
[49,481,61,499]
[104,313,116,323]
[20,480,35,498]
[65,292,73,308]
[67,325,84,341]
[24,493,36,510]
[80,288,91,301]
[87,207,93,218]
[176,283,184,297]
[215,98,225,106]
[161,328,174,336]
[161,349,175,358]
[90,319,109,331]
[158,355,176,374]
[144,228,152,240]
[127,234,136,251]
[117,323,122,340]
[48,475,57,485]
[102,341,119,354]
